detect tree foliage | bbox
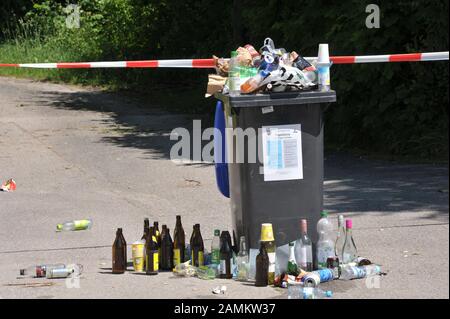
[0,0,448,159]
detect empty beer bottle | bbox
[160,225,174,271]
[145,227,159,275]
[153,222,161,246]
[255,242,269,287]
[190,224,204,267]
[173,215,185,266]
[219,231,233,279]
[260,223,276,284]
[112,228,127,274]
[141,218,150,241]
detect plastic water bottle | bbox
[316,231,336,269]
[56,219,92,232]
[229,51,241,97]
[19,264,66,278]
[339,264,381,280]
[317,211,334,236]
[288,284,333,299]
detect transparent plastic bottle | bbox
[339,264,381,280]
[229,51,241,97]
[236,236,249,281]
[335,215,345,261]
[317,231,335,269]
[46,264,84,279]
[342,219,358,264]
[288,284,333,299]
[19,264,66,278]
[56,219,92,232]
[317,211,334,239]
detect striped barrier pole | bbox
[0,52,448,69]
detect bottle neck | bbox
[345,228,352,237]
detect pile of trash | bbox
[15,213,385,299]
[206,38,332,98]
[108,214,385,299]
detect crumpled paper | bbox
[205,74,227,98]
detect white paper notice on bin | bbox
[262,124,303,182]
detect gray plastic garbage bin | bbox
[216,91,337,255]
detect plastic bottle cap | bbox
[320,211,328,218]
[346,219,353,229]
[231,51,238,57]
[56,224,63,231]
[325,291,333,297]
[214,229,220,236]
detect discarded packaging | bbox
[132,240,145,272]
[173,261,197,277]
[212,285,227,295]
[1,178,16,192]
[288,285,333,299]
[206,74,227,98]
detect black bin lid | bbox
[216,90,337,108]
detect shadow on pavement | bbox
[27,89,449,222]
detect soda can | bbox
[132,241,145,272]
[302,272,320,287]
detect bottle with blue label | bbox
[339,264,382,280]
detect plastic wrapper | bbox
[173,261,197,277]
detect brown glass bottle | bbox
[219,231,233,279]
[112,228,126,274]
[141,218,150,241]
[160,225,174,270]
[153,221,161,247]
[255,242,269,287]
[173,215,185,266]
[145,227,159,275]
[190,224,204,267]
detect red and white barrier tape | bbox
[0,52,448,69]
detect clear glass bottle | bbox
[236,236,249,281]
[211,229,221,266]
[294,219,313,271]
[342,219,358,264]
[335,215,345,261]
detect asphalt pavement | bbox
[0,77,448,299]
